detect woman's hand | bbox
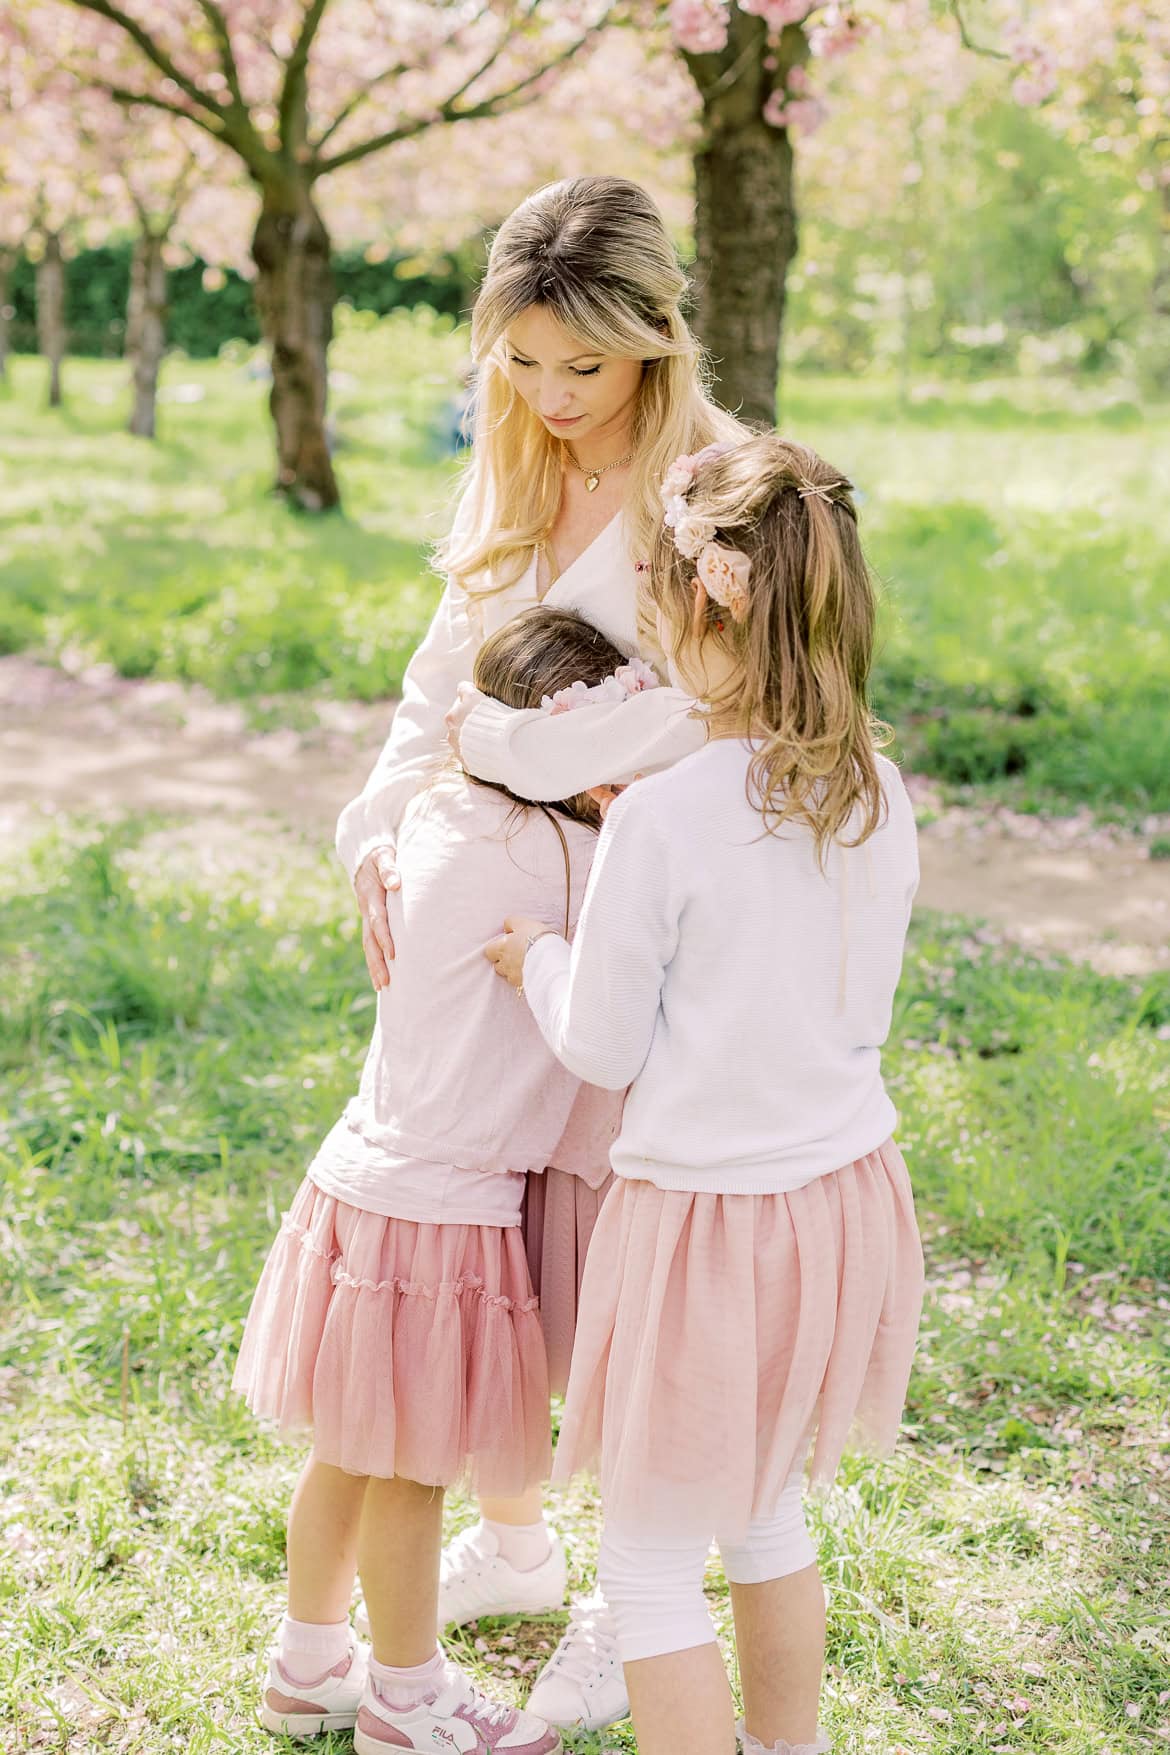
[354,847,400,991]
[483,915,556,991]
[445,681,483,759]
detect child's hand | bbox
[483,915,557,990]
[586,773,644,820]
[445,681,483,757]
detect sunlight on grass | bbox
[2,317,1169,814]
[1,820,1166,1752]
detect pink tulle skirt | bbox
[522,1168,615,1396]
[232,1178,551,1494]
[552,1141,924,1542]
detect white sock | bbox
[741,1728,830,1755]
[484,1516,552,1572]
[370,1648,446,1710]
[278,1614,352,1686]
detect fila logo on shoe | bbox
[430,1730,463,1752]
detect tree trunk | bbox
[251,181,338,511]
[126,230,168,438]
[0,246,14,385]
[684,8,803,426]
[36,231,66,408]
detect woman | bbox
[336,174,748,1733]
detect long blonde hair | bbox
[651,435,892,863]
[438,176,746,629]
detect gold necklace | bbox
[567,446,634,493]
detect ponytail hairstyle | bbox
[438,175,746,634]
[651,435,892,864]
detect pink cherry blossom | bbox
[669,0,730,56]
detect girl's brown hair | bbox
[651,435,891,864]
[471,606,628,829]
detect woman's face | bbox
[504,305,644,447]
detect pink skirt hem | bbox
[552,1141,924,1542]
[233,1178,551,1494]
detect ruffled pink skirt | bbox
[552,1141,924,1542]
[522,1168,615,1397]
[233,1178,551,1494]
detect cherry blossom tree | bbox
[958,0,1170,383]
[40,0,617,510]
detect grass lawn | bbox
[1,818,1167,1753]
[1,313,1168,821]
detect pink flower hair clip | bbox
[696,541,752,623]
[541,655,659,716]
[659,443,735,560]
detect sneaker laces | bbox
[543,1597,619,1687]
[447,1669,516,1730]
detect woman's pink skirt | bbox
[522,1168,614,1396]
[232,1178,551,1495]
[552,1141,924,1542]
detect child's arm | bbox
[457,684,706,807]
[487,787,679,1090]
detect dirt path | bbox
[2,656,1167,976]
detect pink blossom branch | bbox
[948,1,1010,61]
[312,5,493,155]
[194,0,248,114]
[67,0,224,118]
[318,0,613,177]
[280,0,331,144]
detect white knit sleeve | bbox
[458,686,706,803]
[334,489,482,881]
[522,788,678,1089]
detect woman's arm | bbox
[458,684,706,805]
[335,576,478,884]
[487,786,680,1089]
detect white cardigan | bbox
[335,503,706,880]
[523,743,920,1195]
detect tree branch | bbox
[194,0,247,112]
[280,0,331,144]
[312,4,492,155]
[949,1,1010,61]
[68,0,225,117]
[317,0,611,178]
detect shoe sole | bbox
[355,1733,563,1755]
[260,1703,359,1736]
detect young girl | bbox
[486,435,925,1755]
[234,608,636,1754]
[336,172,746,1728]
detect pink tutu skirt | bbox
[522,1168,614,1396]
[552,1141,924,1542]
[232,1178,551,1494]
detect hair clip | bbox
[796,478,846,503]
[696,541,752,623]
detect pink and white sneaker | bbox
[259,1639,368,1736]
[353,1660,561,1754]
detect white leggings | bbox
[599,1472,816,1663]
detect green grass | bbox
[2,314,1169,819]
[2,819,1167,1753]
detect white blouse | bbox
[335,503,705,880]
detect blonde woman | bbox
[335,175,748,1734]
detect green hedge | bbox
[5,239,478,359]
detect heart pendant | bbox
[585,474,600,492]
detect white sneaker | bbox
[526,1592,628,1731]
[259,1638,368,1736]
[353,1661,562,1753]
[354,1521,567,1640]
